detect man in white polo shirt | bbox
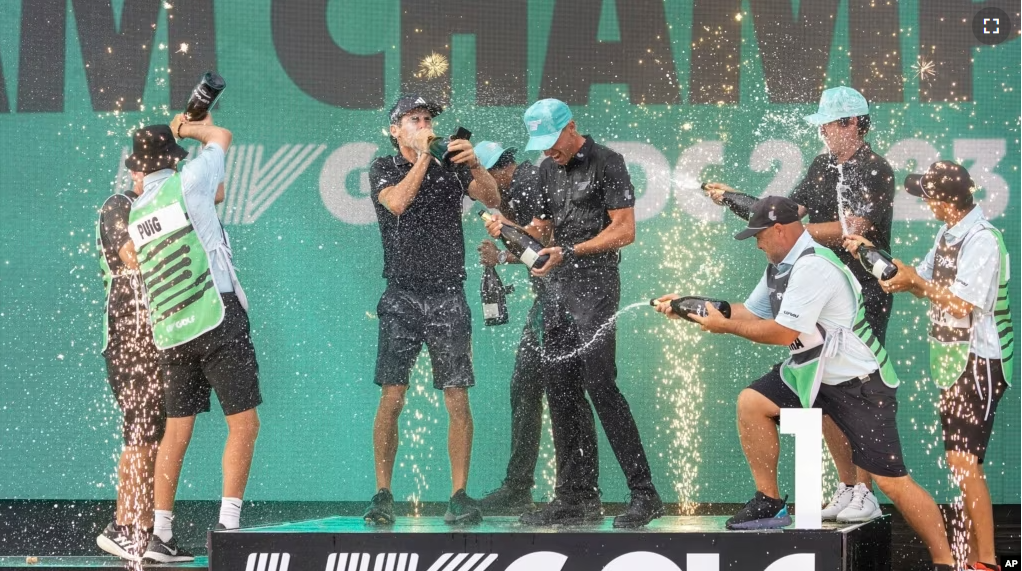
[655,196,953,571]
[847,161,1012,571]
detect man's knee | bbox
[226,408,260,440]
[737,388,780,421]
[443,387,471,418]
[871,472,914,499]
[378,386,408,416]
[946,450,982,476]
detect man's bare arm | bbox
[378,153,431,215]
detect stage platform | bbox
[0,556,206,570]
[206,515,892,571]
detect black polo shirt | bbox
[98,190,144,318]
[369,154,474,289]
[500,160,542,227]
[537,136,635,272]
[789,142,895,286]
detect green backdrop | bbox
[0,0,1018,505]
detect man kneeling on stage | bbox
[654,196,954,570]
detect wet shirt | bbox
[536,136,636,272]
[745,231,880,384]
[99,190,144,318]
[916,206,1003,359]
[500,160,542,227]
[370,154,474,289]
[789,142,895,288]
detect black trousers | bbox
[543,268,657,499]
[502,297,593,493]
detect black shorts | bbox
[940,354,1008,463]
[748,366,907,478]
[158,293,262,417]
[104,314,166,446]
[375,284,474,390]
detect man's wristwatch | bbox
[497,250,509,265]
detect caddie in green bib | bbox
[128,173,224,349]
[925,223,1013,388]
[771,246,899,408]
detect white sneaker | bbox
[836,483,881,522]
[821,482,854,521]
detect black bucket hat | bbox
[124,124,188,173]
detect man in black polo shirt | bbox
[705,87,895,522]
[364,95,500,525]
[487,99,663,528]
[473,142,592,515]
[94,172,168,561]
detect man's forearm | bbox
[467,165,500,208]
[722,318,799,346]
[806,221,846,246]
[573,220,634,256]
[379,155,429,215]
[179,123,231,150]
[916,279,974,318]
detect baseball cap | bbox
[804,86,869,126]
[389,94,443,124]
[523,99,572,151]
[904,161,976,205]
[474,141,517,170]
[734,196,802,240]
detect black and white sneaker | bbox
[725,492,792,530]
[444,489,483,525]
[143,534,195,563]
[96,522,143,561]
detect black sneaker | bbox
[725,492,791,530]
[96,522,144,561]
[519,496,602,526]
[613,492,665,529]
[444,489,483,525]
[364,488,396,525]
[479,484,535,514]
[142,534,195,563]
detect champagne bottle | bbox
[481,266,513,326]
[184,72,226,121]
[428,126,472,169]
[701,183,757,220]
[856,245,898,281]
[479,211,549,270]
[650,296,732,322]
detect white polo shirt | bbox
[745,231,880,384]
[916,206,1005,360]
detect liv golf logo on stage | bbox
[239,549,824,571]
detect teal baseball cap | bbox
[474,141,517,170]
[804,86,869,126]
[523,99,573,151]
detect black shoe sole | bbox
[725,515,792,530]
[444,508,483,525]
[363,514,396,525]
[142,552,196,563]
[96,535,141,562]
[612,508,665,529]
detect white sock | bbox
[219,497,243,529]
[154,510,174,542]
